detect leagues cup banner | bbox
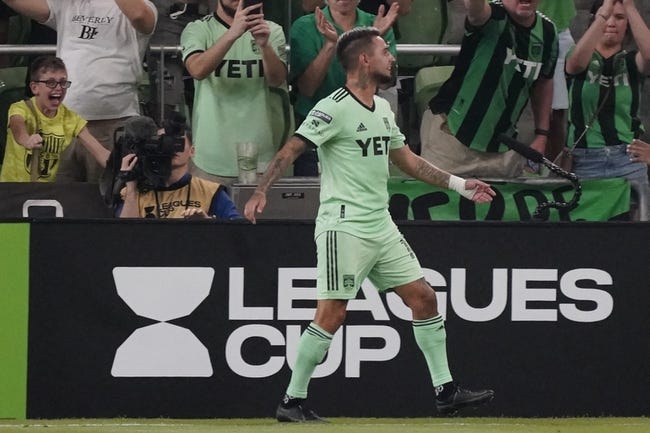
[2,219,644,419]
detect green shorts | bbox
[315,228,424,300]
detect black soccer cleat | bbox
[435,383,495,415]
[276,395,327,423]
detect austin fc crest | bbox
[343,275,355,290]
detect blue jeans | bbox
[572,144,648,185]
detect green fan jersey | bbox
[295,87,406,238]
[290,6,396,119]
[567,49,645,149]
[430,1,558,153]
[537,0,577,32]
[181,14,287,177]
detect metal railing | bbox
[0,43,461,121]
[1,43,647,221]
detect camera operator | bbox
[116,119,242,219]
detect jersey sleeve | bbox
[181,19,208,63]
[70,110,88,137]
[294,96,341,148]
[381,98,406,150]
[8,101,35,133]
[539,21,559,79]
[268,21,288,65]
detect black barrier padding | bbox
[26,220,650,418]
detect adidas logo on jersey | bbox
[356,123,367,132]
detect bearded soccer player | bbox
[245,26,496,422]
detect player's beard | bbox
[220,0,236,18]
[375,62,397,90]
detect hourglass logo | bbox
[111,267,215,377]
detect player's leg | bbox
[277,231,373,422]
[394,277,494,414]
[370,230,494,415]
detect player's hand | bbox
[465,179,496,203]
[373,2,399,36]
[244,190,267,224]
[182,208,210,219]
[23,133,43,150]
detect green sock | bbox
[286,323,333,399]
[413,315,453,387]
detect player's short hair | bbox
[29,56,67,81]
[336,26,381,72]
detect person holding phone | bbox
[181,0,288,189]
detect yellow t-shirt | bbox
[0,98,86,182]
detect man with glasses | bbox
[0,56,110,182]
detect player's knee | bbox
[401,279,438,316]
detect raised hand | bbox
[373,2,399,36]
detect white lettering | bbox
[277,267,317,320]
[450,268,508,322]
[559,268,614,322]
[511,269,558,321]
[229,267,273,320]
[344,326,401,378]
[225,324,285,377]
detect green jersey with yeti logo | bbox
[295,87,405,238]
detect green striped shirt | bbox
[567,49,645,149]
[430,2,558,153]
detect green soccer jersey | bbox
[567,49,645,149]
[181,14,287,177]
[290,7,396,119]
[430,2,558,153]
[537,0,577,32]
[295,88,406,238]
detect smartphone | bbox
[242,0,263,10]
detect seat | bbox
[0,66,28,165]
[413,65,454,121]
[396,0,450,74]
[6,15,32,67]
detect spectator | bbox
[537,0,577,160]
[0,56,110,182]
[1,0,158,183]
[420,0,558,178]
[244,27,495,422]
[289,0,399,175]
[146,0,209,125]
[116,114,241,219]
[566,0,650,187]
[181,0,287,189]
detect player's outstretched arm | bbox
[389,145,495,203]
[244,136,307,223]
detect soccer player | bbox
[244,26,496,422]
